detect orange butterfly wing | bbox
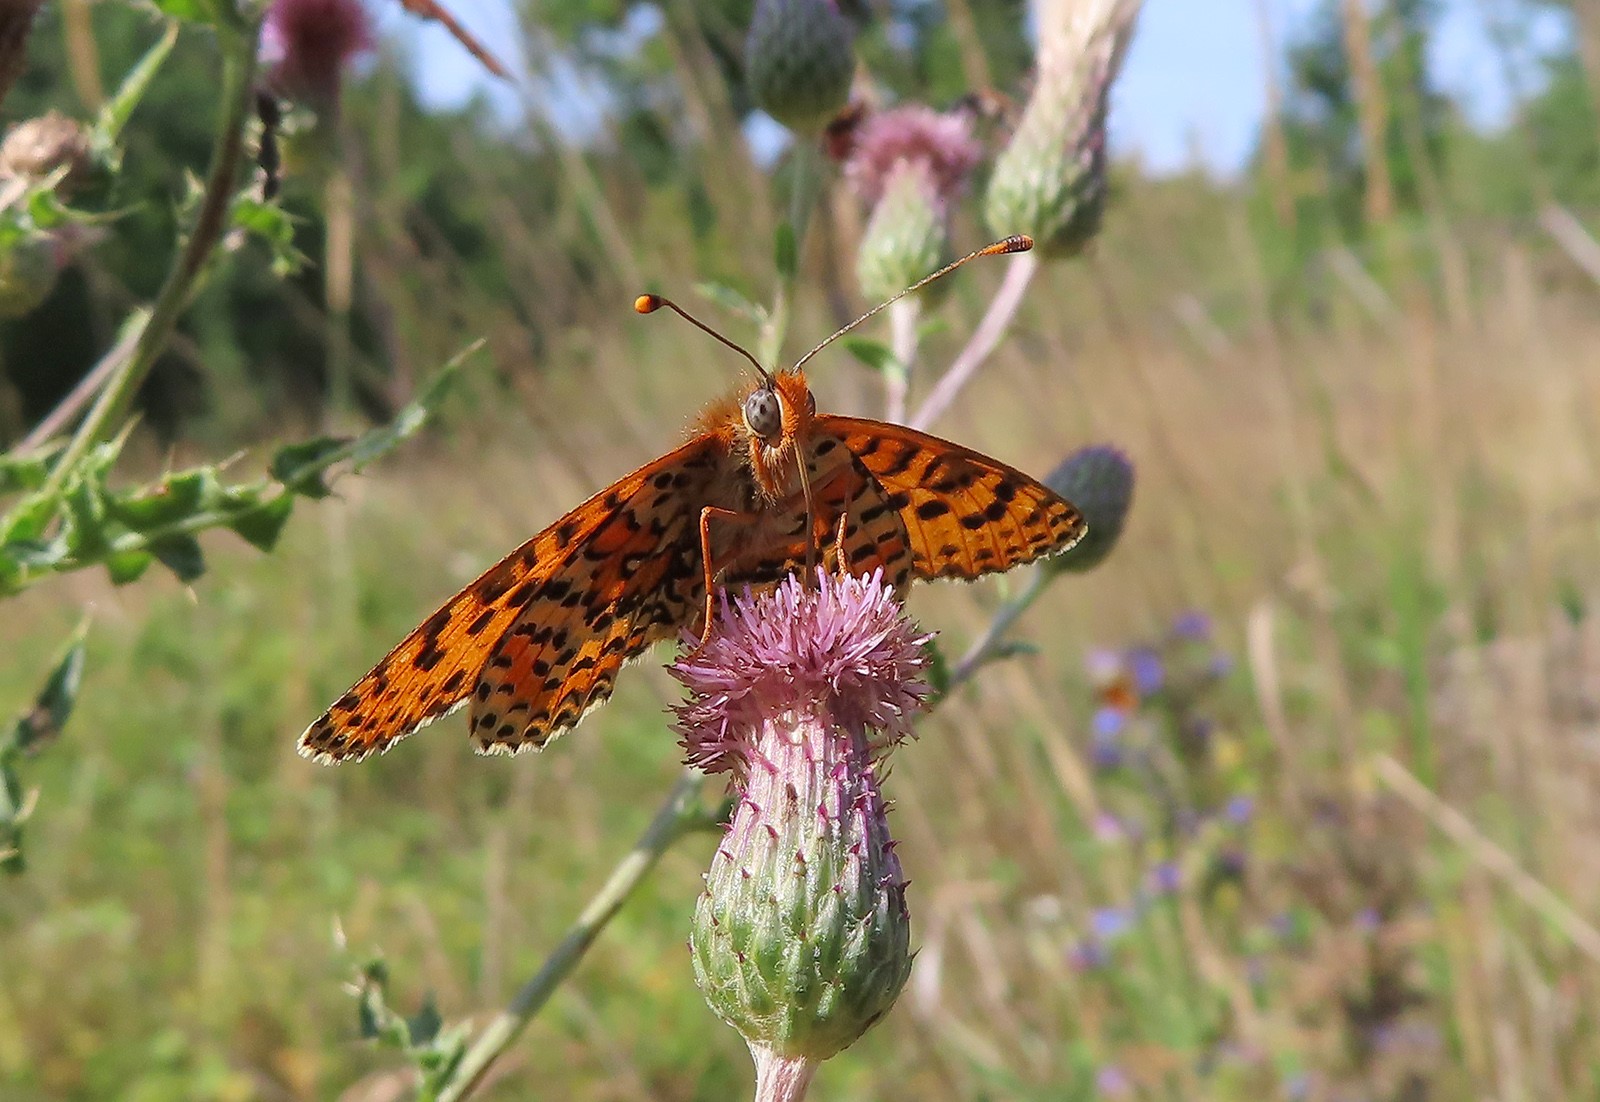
[817,416,1087,578]
[465,498,704,755]
[298,436,725,763]
[709,417,1085,589]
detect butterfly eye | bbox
[742,388,783,441]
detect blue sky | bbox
[382,0,1572,176]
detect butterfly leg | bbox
[695,505,763,650]
[831,510,850,578]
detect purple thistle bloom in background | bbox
[262,0,374,108]
[1095,1064,1134,1098]
[845,105,984,302]
[1225,794,1256,825]
[673,570,930,1100]
[844,106,984,213]
[1092,811,1128,843]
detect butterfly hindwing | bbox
[298,436,725,763]
[466,497,705,754]
[819,416,1087,579]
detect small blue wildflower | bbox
[1090,732,1123,771]
[1090,907,1133,941]
[1095,1064,1133,1098]
[1171,610,1212,641]
[1091,706,1125,737]
[1354,906,1381,933]
[1147,861,1181,896]
[1126,646,1164,696]
[1225,795,1255,824]
[1067,939,1110,972]
[1207,652,1235,679]
[1092,812,1125,842]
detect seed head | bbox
[262,0,375,108]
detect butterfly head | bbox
[739,370,816,499]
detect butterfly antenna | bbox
[792,234,1033,371]
[635,294,772,386]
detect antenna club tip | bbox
[984,234,1033,256]
[634,294,663,314]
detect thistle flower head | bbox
[673,570,930,1097]
[844,105,986,302]
[844,106,983,213]
[263,0,375,108]
[746,0,855,136]
[674,569,930,778]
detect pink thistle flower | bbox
[673,569,930,1099]
[843,105,983,214]
[262,0,375,108]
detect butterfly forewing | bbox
[299,436,724,763]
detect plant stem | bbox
[884,296,919,424]
[908,251,1038,431]
[436,768,720,1102]
[40,21,259,496]
[944,568,1051,694]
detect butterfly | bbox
[299,237,1087,764]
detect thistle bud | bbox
[746,0,855,135]
[846,106,983,302]
[673,570,930,1098]
[984,0,1141,257]
[1044,444,1134,573]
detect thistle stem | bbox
[944,567,1051,694]
[751,1047,818,1102]
[436,768,721,1102]
[908,250,1038,431]
[40,19,259,494]
[884,296,919,424]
